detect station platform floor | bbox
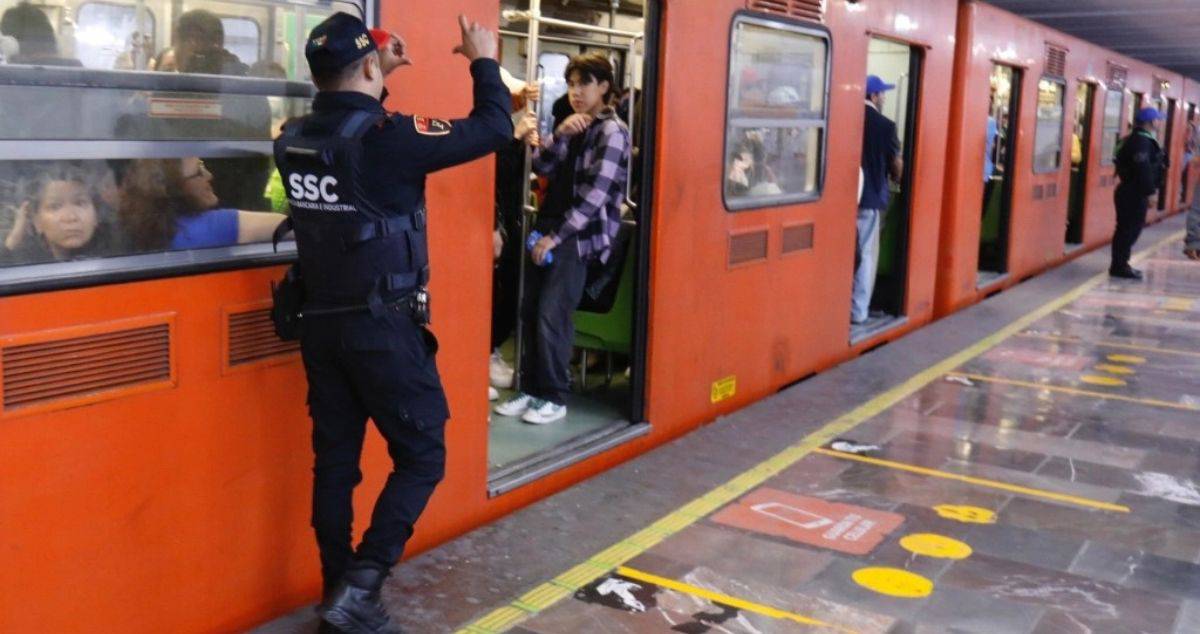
[256,214,1200,634]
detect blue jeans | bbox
[852,207,882,323]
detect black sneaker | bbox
[1109,267,1143,280]
[320,568,403,634]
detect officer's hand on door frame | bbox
[452,14,498,62]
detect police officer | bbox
[1111,106,1166,280]
[274,12,512,633]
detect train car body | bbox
[934,0,1190,316]
[0,1,1192,632]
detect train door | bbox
[979,63,1021,284]
[1066,82,1094,249]
[1184,102,1198,206]
[1127,90,1144,131]
[486,0,656,495]
[853,37,921,340]
[1157,97,1177,211]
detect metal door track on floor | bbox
[488,421,651,497]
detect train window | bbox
[0,0,360,291]
[724,15,829,211]
[1032,77,1065,173]
[1100,89,1123,166]
[75,2,156,70]
[219,17,260,66]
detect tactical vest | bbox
[273,110,430,311]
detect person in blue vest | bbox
[273,12,511,633]
[853,75,903,325]
[1111,107,1165,280]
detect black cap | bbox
[305,12,374,75]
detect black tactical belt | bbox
[301,288,430,325]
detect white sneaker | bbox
[494,392,534,417]
[522,400,566,425]
[490,351,515,389]
[488,386,499,401]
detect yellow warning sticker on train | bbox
[933,504,996,524]
[1106,354,1146,364]
[1094,364,1135,375]
[852,567,933,598]
[900,533,973,560]
[711,376,737,403]
[1080,374,1127,387]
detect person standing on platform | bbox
[274,12,511,633]
[1111,107,1165,279]
[852,75,902,325]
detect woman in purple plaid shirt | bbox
[494,52,632,426]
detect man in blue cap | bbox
[272,11,512,633]
[853,75,903,325]
[1111,106,1166,279]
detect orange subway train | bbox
[0,0,1194,631]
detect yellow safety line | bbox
[948,371,1200,412]
[811,448,1131,513]
[1015,333,1200,359]
[453,230,1185,634]
[615,566,855,632]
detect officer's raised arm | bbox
[387,15,513,174]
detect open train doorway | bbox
[1066,82,1094,249]
[485,0,657,495]
[851,37,921,342]
[1156,96,1177,212]
[978,63,1021,285]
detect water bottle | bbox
[526,231,554,266]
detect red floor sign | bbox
[712,488,904,555]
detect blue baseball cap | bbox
[866,75,896,95]
[305,12,375,75]
[1135,107,1164,123]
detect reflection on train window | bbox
[1033,77,1065,173]
[1100,89,1123,166]
[724,16,828,210]
[76,2,155,70]
[219,16,259,66]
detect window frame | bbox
[1099,88,1124,167]
[1031,75,1066,175]
[217,14,264,66]
[722,11,832,212]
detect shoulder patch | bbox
[414,116,452,136]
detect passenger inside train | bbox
[486,1,648,484]
[1,161,123,264]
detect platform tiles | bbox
[459,238,1200,634]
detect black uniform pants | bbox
[1111,187,1149,272]
[518,236,588,406]
[300,314,448,590]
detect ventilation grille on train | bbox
[747,0,825,22]
[729,229,770,266]
[227,308,299,367]
[1044,45,1067,79]
[1107,64,1127,90]
[2,323,171,412]
[781,223,815,255]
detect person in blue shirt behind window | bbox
[117,157,285,252]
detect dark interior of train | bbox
[851,36,919,343]
[1066,81,1093,248]
[979,62,1020,284]
[486,0,650,492]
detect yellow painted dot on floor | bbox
[852,567,933,598]
[1080,374,1127,387]
[900,533,973,560]
[933,505,997,524]
[1095,364,1135,375]
[1106,354,1146,364]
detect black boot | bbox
[1109,266,1144,280]
[320,568,402,634]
